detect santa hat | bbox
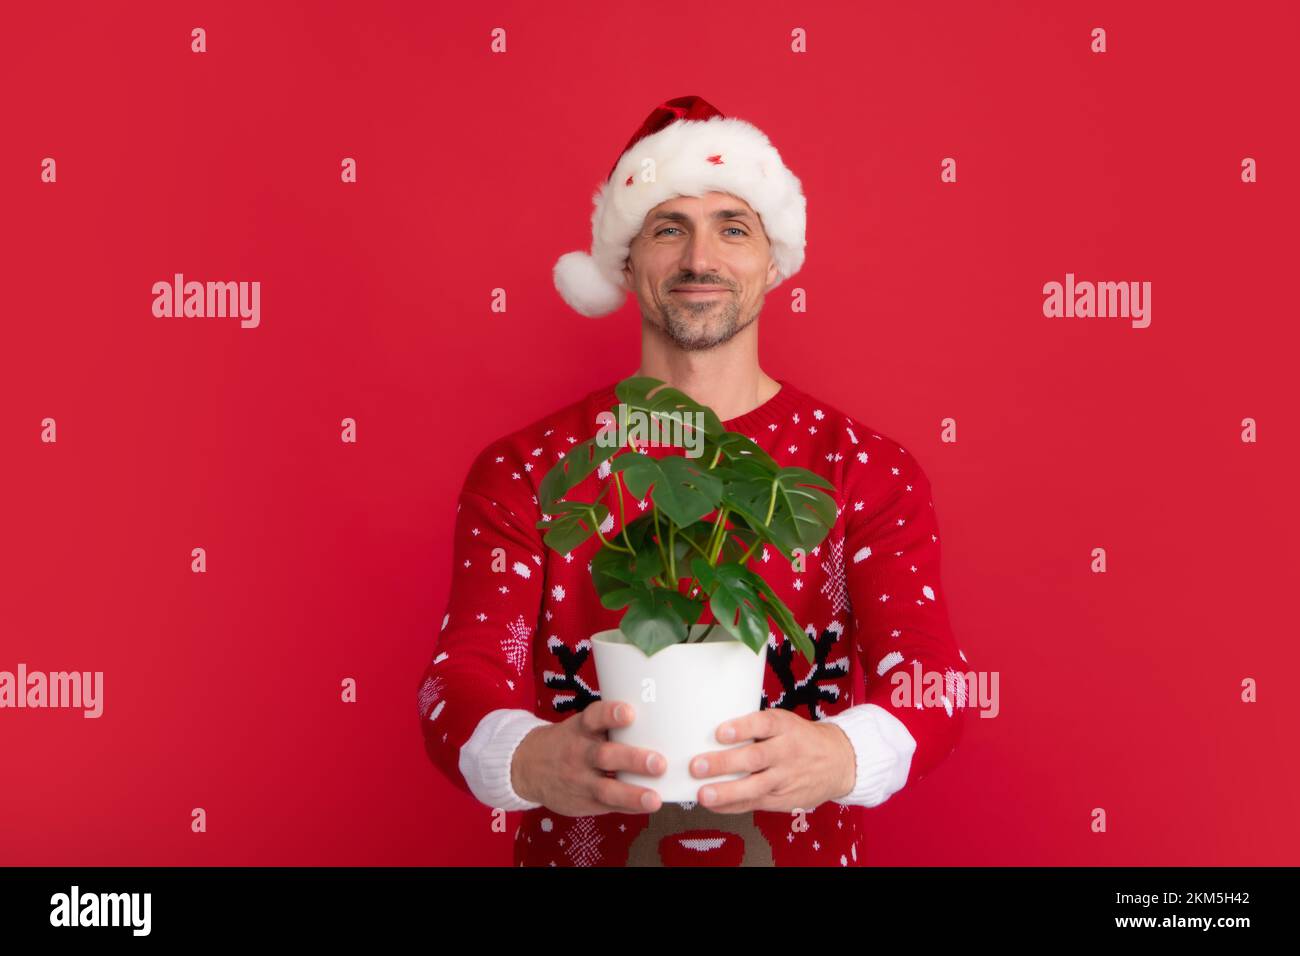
[553,94,807,318]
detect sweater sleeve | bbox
[823,702,917,807]
[459,707,552,811]
[417,442,552,806]
[838,443,968,792]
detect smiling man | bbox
[418,95,969,867]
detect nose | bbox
[678,228,723,280]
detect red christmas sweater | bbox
[418,378,969,866]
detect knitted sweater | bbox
[418,378,969,866]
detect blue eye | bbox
[656,226,747,237]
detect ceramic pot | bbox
[590,624,768,802]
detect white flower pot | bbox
[590,624,769,803]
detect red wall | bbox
[2,0,1296,865]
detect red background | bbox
[2,0,1297,866]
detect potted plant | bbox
[535,376,839,801]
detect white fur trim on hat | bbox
[554,115,806,318]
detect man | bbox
[418,95,969,866]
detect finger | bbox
[715,708,780,745]
[590,774,662,813]
[697,768,780,813]
[689,740,772,779]
[580,699,634,734]
[587,739,666,776]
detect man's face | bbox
[622,191,780,351]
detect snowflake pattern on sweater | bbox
[418,379,969,866]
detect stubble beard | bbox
[650,290,756,352]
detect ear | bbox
[764,255,780,292]
[621,238,635,286]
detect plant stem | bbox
[678,530,710,561]
[651,504,670,572]
[707,507,730,563]
[613,471,634,553]
[667,524,677,583]
[705,508,725,560]
[593,525,630,553]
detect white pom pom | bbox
[553,251,627,317]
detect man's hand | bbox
[688,709,856,813]
[511,700,666,816]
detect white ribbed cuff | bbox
[458,708,553,811]
[822,703,917,808]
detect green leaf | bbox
[720,465,838,560]
[718,523,760,563]
[658,457,723,522]
[690,557,769,654]
[607,452,659,499]
[620,584,700,656]
[610,454,722,528]
[778,465,836,493]
[613,376,725,445]
[599,585,639,611]
[591,513,662,605]
[534,500,609,554]
[538,435,620,512]
[670,520,713,570]
[713,490,786,560]
[708,457,780,503]
[710,431,779,473]
[740,567,816,665]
